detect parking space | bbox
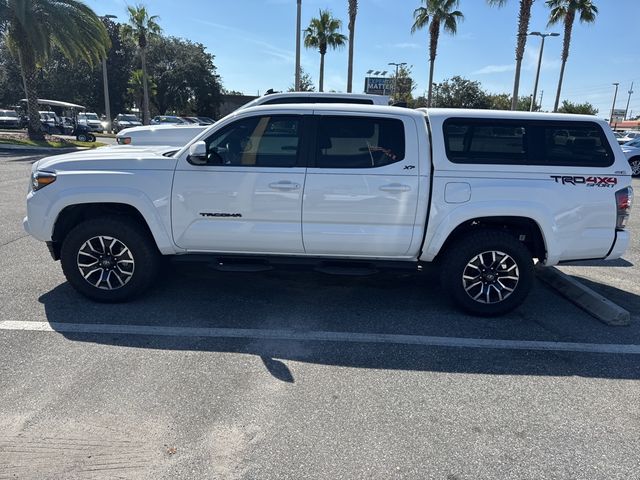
[1,151,639,479]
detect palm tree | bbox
[547,0,598,112]
[411,0,464,108]
[487,0,535,111]
[0,0,109,140]
[121,4,161,125]
[304,9,347,92]
[346,0,358,92]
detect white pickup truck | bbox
[24,105,633,316]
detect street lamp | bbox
[610,82,620,127]
[100,14,117,132]
[388,62,407,100]
[528,32,559,112]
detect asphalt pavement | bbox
[1,150,639,479]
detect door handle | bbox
[379,183,411,193]
[269,181,301,191]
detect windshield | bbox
[121,115,139,121]
[0,110,18,117]
[80,113,99,120]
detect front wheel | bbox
[60,216,161,302]
[76,133,88,142]
[440,230,534,316]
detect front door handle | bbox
[379,183,411,193]
[269,181,301,191]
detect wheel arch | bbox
[430,216,548,263]
[50,202,172,260]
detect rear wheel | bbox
[76,133,88,142]
[440,230,534,316]
[629,157,640,177]
[60,216,160,302]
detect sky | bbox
[87,0,640,117]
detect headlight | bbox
[31,171,56,191]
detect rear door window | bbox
[314,116,405,168]
[538,124,614,167]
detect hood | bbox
[36,145,178,172]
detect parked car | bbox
[181,116,214,125]
[116,124,208,147]
[25,106,632,316]
[60,117,75,135]
[616,130,640,145]
[112,113,142,133]
[77,112,103,132]
[621,137,640,176]
[0,109,21,128]
[150,115,189,125]
[118,93,391,147]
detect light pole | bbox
[100,14,117,133]
[624,82,634,120]
[528,32,558,112]
[388,62,406,100]
[610,82,620,127]
[294,0,302,91]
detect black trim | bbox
[605,230,618,258]
[418,117,435,259]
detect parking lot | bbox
[1,150,639,479]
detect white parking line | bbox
[1,320,639,355]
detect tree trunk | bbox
[553,59,567,112]
[512,0,533,110]
[141,48,150,125]
[511,58,523,110]
[17,44,44,141]
[427,58,435,108]
[319,53,325,92]
[347,3,357,93]
[554,13,574,112]
[427,21,440,108]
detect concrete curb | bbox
[0,145,86,153]
[536,265,631,326]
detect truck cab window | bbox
[203,115,301,167]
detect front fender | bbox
[33,185,177,255]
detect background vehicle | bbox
[25,106,632,316]
[77,112,103,132]
[621,137,640,176]
[112,113,142,133]
[116,124,207,147]
[0,109,21,128]
[39,111,62,134]
[72,123,96,142]
[181,116,214,125]
[118,93,391,147]
[617,130,640,145]
[150,115,189,125]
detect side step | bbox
[315,263,378,276]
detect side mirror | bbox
[188,140,207,165]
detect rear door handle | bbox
[379,183,411,193]
[269,181,301,191]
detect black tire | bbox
[629,157,640,177]
[440,230,534,316]
[76,133,88,142]
[88,134,96,142]
[60,216,161,302]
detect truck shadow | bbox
[38,265,640,381]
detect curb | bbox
[0,145,87,153]
[536,265,631,326]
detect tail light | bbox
[615,187,634,230]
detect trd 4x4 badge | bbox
[550,176,618,188]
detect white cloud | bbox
[473,64,514,75]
